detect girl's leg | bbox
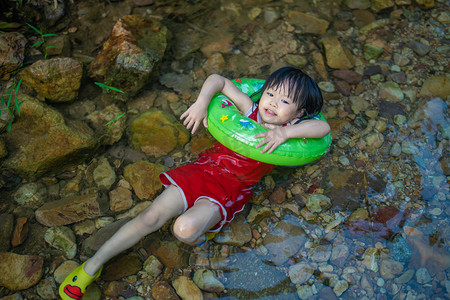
[172,198,222,245]
[84,185,185,276]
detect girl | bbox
[59,66,330,300]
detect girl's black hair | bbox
[258,66,323,117]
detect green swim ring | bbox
[206,78,332,166]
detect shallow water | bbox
[1,0,449,299]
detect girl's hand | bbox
[254,125,288,154]
[180,102,208,134]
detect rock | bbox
[333,280,349,296]
[353,9,376,28]
[214,215,252,246]
[420,76,450,99]
[360,19,392,35]
[82,218,130,256]
[0,252,43,291]
[364,43,384,60]
[36,277,57,299]
[394,269,415,284]
[391,72,407,84]
[151,281,180,300]
[365,132,384,148]
[401,140,419,155]
[193,269,225,293]
[362,248,379,272]
[269,186,286,203]
[0,140,7,158]
[21,58,82,102]
[93,157,116,189]
[0,213,14,251]
[82,283,102,300]
[285,54,308,68]
[45,34,71,57]
[44,226,77,259]
[289,262,314,285]
[319,286,338,299]
[109,186,133,212]
[11,217,28,248]
[262,215,307,265]
[3,95,97,178]
[344,0,371,9]
[287,11,329,35]
[321,36,354,69]
[331,70,362,84]
[103,281,127,297]
[0,32,27,78]
[89,15,169,100]
[203,53,226,74]
[311,51,328,80]
[86,105,126,145]
[297,285,314,300]
[306,194,332,213]
[407,40,432,57]
[172,276,203,300]
[246,205,273,224]
[393,53,410,66]
[143,234,190,268]
[35,193,101,226]
[380,259,404,279]
[54,260,79,284]
[390,142,402,157]
[143,255,163,277]
[159,72,195,95]
[13,182,47,209]
[414,0,435,9]
[371,0,395,11]
[379,81,404,102]
[200,29,234,58]
[173,31,202,60]
[129,109,189,157]
[102,254,142,281]
[350,96,369,114]
[123,160,165,200]
[416,267,432,284]
[331,244,350,267]
[309,244,332,262]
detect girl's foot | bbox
[193,231,217,247]
[59,262,102,300]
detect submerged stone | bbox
[287,11,329,35]
[0,32,27,78]
[123,160,165,201]
[0,252,43,291]
[44,226,77,259]
[420,76,450,99]
[321,36,354,69]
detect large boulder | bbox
[89,15,169,100]
[2,95,98,178]
[0,252,43,291]
[0,32,27,78]
[21,58,83,102]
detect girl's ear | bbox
[296,108,306,118]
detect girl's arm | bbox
[255,119,331,154]
[181,74,253,134]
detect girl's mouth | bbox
[264,108,276,117]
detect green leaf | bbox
[6,91,12,108]
[105,120,114,126]
[1,94,4,106]
[46,46,56,49]
[32,40,44,47]
[15,77,22,94]
[115,112,126,121]
[94,82,108,89]
[7,120,12,133]
[43,33,58,37]
[107,86,124,93]
[26,23,41,34]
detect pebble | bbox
[338,155,350,166]
[416,268,432,284]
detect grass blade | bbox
[26,23,41,34]
[32,41,44,47]
[15,77,22,94]
[43,33,58,37]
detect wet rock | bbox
[350,96,369,114]
[200,29,234,58]
[390,142,402,157]
[401,140,419,155]
[334,280,349,296]
[143,234,190,268]
[143,255,163,277]
[364,42,384,60]
[193,269,225,293]
[344,0,371,9]
[416,267,432,284]
[321,36,354,69]
[102,254,142,281]
[331,70,362,84]
[362,248,379,272]
[173,31,202,60]
[46,35,71,57]
[159,72,195,95]
[289,262,314,285]
[3,95,97,178]
[36,277,57,299]
[331,244,350,267]
[420,76,450,99]
[391,72,406,84]
[89,15,169,100]
[262,215,307,265]
[311,51,328,80]
[54,260,79,284]
[285,54,308,68]
[407,40,432,57]
[0,140,7,158]
[93,157,116,189]
[287,11,329,35]
[0,213,14,251]
[360,18,392,35]
[269,186,286,203]
[203,53,226,74]
[0,32,27,78]
[103,281,127,297]
[365,132,384,148]
[86,104,126,145]
[117,201,150,219]
[296,285,314,300]
[394,269,415,284]
[123,160,165,200]
[82,218,129,256]
[151,281,180,300]
[21,58,82,102]
[0,252,43,291]
[129,109,189,157]
[414,0,435,9]
[246,205,273,224]
[393,53,410,66]
[306,194,332,213]
[379,81,404,102]
[353,9,376,28]
[109,186,133,212]
[309,244,332,262]
[371,0,395,11]
[364,65,382,76]
[83,283,102,299]
[319,81,335,93]
[35,193,101,227]
[44,226,77,259]
[380,259,404,279]
[264,7,280,23]
[11,217,28,248]
[13,182,47,209]
[172,276,203,300]
[214,214,252,246]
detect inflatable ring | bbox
[206,78,332,166]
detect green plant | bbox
[1,77,24,133]
[105,112,126,129]
[26,23,57,59]
[94,82,125,94]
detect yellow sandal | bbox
[59,262,102,300]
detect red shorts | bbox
[160,143,275,232]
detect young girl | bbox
[59,66,330,300]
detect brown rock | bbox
[334,80,352,96]
[151,281,180,300]
[269,186,286,204]
[143,234,190,268]
[321,36,355,70]
[287,11,329,35]
[0,252,43,291]
[123,160,165,200]
[203,53,226,75]
[35,193,101,226]
[0,213,14,251]
[172,276,203,300]
[0,32,27,78]
[109,186,133,212]
[331,70,363,84]
[11,217,28,247]
[200,29,234,58]
[311,51,329,81]
[102,254,142,281]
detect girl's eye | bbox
[267,92,273,97]
[281,99,289,104]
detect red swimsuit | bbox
[160,105,275,232]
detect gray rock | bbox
[289,262,314,285]
[44,226,77,259]
[193,269,225,293]
[13,182,48,209]
[416,267,432,284]
[93,157,116,189]
[407,41,432,57]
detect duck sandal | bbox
[59,262,102,300]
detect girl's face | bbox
[259,84,304,125]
